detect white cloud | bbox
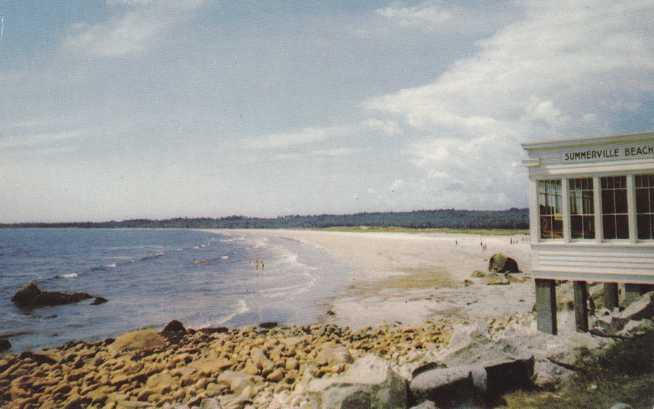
[0,129,86,151]
[376,1,456,29]
[366,0,654,208]
[64,0,205,57]
[243,126,349,150]
[364,118,402,136]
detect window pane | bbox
[616,215,629,239]
[603,215,616,239]
[615,176,626,188]
[552,217,563,239]
[650,189,654,213]
[569,190,579,215]
[637,189,649,213]
[615,189,628,213]
[583,216,595,239]
[540,216,552,239]
[636,175,645,188]
[582,190,594,213]
[571,215,582,239]
[602,190,615,214]
[638,215,652,240]
[538,180,562,239]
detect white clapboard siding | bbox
[532,244,654,283]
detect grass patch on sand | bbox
[502,329,654,409]
[351,268,457,296]
[322,226,528,236]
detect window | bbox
[538,180,563,239]
[601,176,629,239]
[569,178,595,239]
[635,175,654,240]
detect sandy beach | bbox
[215,229,534,328]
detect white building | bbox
[522,132,654,334]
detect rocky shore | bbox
[0,319,454,409]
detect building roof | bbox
[522,131,654,151]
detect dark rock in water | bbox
[11,282,93,308]
[91,297,108,305]
[162,320,186,335]
[0,339,10,352]
[488,253,520,274]
[259,321,278,329]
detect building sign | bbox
[563,144,654,162]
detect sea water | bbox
[0,229,351,351]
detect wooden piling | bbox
[535,279,557,335]
[573,281,589,332]
[603,283,619,310]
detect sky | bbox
[1,0,653,222]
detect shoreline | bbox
[2,229,629,408]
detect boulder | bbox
[619,292,654,321]
[91,297,108,305]
[259,322,278,329]
[488,254,520,274]
[482,356,534,395]
[409,356,534,406]
[315,344,353,367]
[409,365,481,407]
[410,401,438,409]
[11,282,94,308]
[217,370,254,395]
[308,354,408,409]
[0,339,10,352]
[161,320,186,336]
[109,329,167,354]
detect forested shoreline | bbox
[0,208,528,229]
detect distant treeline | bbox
[0,208,528,230]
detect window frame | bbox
[568,177,596,240]
[600,175,630,240]
[635,174,654,240]
[537,179,564,240]
[533,171,654,245]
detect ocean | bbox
[0,229,351,352]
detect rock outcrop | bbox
[11,282,94,308]
[0,339,10,352]
[409,357,534,407]
[308,354,408,409]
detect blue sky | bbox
[1,1,653,222]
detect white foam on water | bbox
[59,272,78,279]
[212,299,249,325]
[105,263,117,268]
[221,255,229,260]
